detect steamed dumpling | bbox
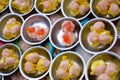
[6,18,17,25]
[79,2,90,15]
[94,64,106,76]
[99,31,113,46]
[90,21,105,33]
[96,0,109,14]
[68,1,80,16]
[25,53,40,63]
[2,48,12,57]
[36,27,49,41]
[88,31,100,47]
[5,57,19,69]
[69,64,81,78]
[59,56,71,71]
[36,58,50,73]
[26,27,36,39]
[108,3,120,17]
[56,68,68,79]
[90,60,106,75]
[24,61,36,74]
[105,63,118,76]
[97,74,111,80]
[62,20,75,32]
[62,32,76,46]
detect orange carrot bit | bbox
[26,27,35,33]
[62,33,71,43]
[36,29,45,35]
[63,21,72,32]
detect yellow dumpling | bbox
[36,58,50,73]
[90,60,105,75]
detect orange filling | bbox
[36,29,45,35]
[62,33,71,43]
[26,27,35,33]
[63,22,73,32]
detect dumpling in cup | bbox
[99,31,113,46]
[88,31,100,47]
[97,74,111,80]
[36,27,49,41]
[68,1,80,16]
[36,58,50,73]
[62,32,76,46]
[26,27,36,39]
[108,3,120,17]
[62,20,75,32]
[56,68,68,79]
[79,2,90,15]
[90,21,105,33]
[24,61,36,74]
[96,0,109,14]
[69,64,81,78]
[25,53,40,63]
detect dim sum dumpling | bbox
[90,60,106,75]
[68,1,80,16]
[62,32,76,46]
[79,2,90,15]
[96,0,109,14]
[97,74,111,80]
[36,27,49,41]
[62,20,75,32]
[99,31,113,46]
[25,53,40,63]
[24,62,36,74]
[88,31,100,47]
[36,58,50,73]
[69,64,81,78]
[56,68,68,79]
[26,27,36,39]
[108,3,120,17]
[2,48,12,57]
[105,63,118,76]
[90,21,105,33]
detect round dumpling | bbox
[79,2,90,15]
[11,25,20,35]
[6,18,17,25]
[69,64,80,78]
[105,63,118,76]
[94,64,106,76]
[68,1,80,16]
[99,31,112,45]
[97,74,111,80]
[36,27,49,41]
[3,27,11,37]
[2,48,12,57]
[24,62,36,74]
[91,21,105,33]
[88,31,99,46]
[43,1,50,9]
[62,20,75,32]
[5,57,16,66]
[62,32,76,46]
[25,53,40,63]
[26,27,36,39]
[96,0,109,14]
[108,3,120,17]
[56,68,68,79]
[36,58,50,73]
[59,59,70,71]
